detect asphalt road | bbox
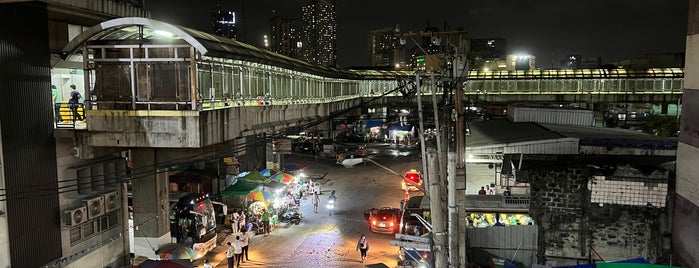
[204,143,422,268]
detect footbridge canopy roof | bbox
[63,17,412,80]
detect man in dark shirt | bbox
[478,186,487,195]
[68,85,84,121]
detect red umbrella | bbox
[271,172,295,184]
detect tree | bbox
[641,115,679,137]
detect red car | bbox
[364,207,402,234]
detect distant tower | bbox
[469,38,507,70]
[210,4,237,39]
[368,27,399,68]
[300,0,337,67]
[270,16,299,58]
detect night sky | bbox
[145,0,689,69]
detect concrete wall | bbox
[673,1,699,266]
[84,100,360,149]
[520,159,672,266]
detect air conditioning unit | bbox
[84,196,105,220]
[103,191,120,213]
[64,206,88,226]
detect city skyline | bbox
[144,1,687,68]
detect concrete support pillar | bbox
[130,148,171,259]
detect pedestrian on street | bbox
[231,209,240,234]
[239,211,246,233]
[261,208,271,235]
[242,229,252,262]
[356,233,369,262]
[233,235,244,267]
[314,183,321,195]
[202,259,213,268]
[327,190,337,216]
[312,192,319,213]
[225,242,234,268]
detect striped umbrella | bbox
[259,169,278,177]
[270,172,295,184]
[284,162,308,172]
[247,190,274,201]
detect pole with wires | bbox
[416,71,429,194]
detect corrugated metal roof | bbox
[466,118,678,155]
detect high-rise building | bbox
[368,27,399,68]
[470,38,507,59]
[300,0,337,67]
[211,4,237,39]
[469,38,507,70]
[270,16,299,58]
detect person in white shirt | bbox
[486,185,495,195]
[239,211,246,233]
[202,259,213,268]
[231,210,240,234]
[225,242,234,268]
[233,235,244,267]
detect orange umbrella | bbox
[271,172,294,184]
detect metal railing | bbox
[54,103,86,129]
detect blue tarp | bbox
[365,120,384,128]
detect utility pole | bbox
[416,72,429,193]
[430,71,445,195]
[428,151,447,268]
[453,44,469,268]
[397,29,467,267]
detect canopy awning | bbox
[239,170,269,185]
[219,180,259,196]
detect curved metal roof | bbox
[63,17,412,80]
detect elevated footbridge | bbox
[62,17,683,150]
[62,17,410,149]
[463,68,683,104]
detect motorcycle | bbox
[327,199,335,216]
[279,209,301,225]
